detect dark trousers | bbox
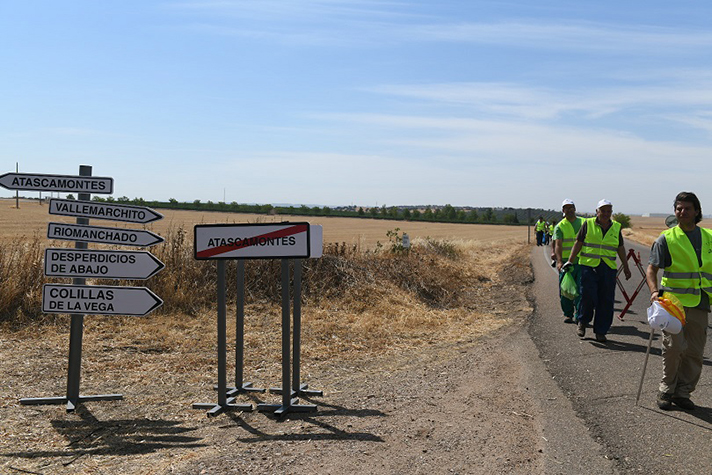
[579,262,617,335]
[536,231,544,246]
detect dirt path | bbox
[175,327,543,474]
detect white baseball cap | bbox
[597,199,613,209]
[562,199,575,207]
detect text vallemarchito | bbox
[53,201,149,221]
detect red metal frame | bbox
[616,249,647,320]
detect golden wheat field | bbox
[623,215,671,246]
[0,198,669,250]
[0,198,528,247]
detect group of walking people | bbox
[549,193,709,410]
[534,216,555,246]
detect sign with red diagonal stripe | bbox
[194,222,311,260]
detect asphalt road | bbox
[528,240,712,474]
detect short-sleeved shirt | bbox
[575,219,625,247]
[649,227,710,311]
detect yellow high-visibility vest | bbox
[557,217,583,261]
[660,226,712,307]
[579,217,621,269]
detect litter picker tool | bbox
[635,328,655,406]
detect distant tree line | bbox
[83,196,573,226]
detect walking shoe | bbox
[595,333,607,343]
[576,321,586,337]
[564,316,574,323]
[671,396,695,411]
[657,391,673,410]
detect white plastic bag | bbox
[647,301,682,334]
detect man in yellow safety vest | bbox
[566,199,632,343]
[646,191,710,411]
[545,221,555,246]
[554,199,584,323]
[535,217,546,246]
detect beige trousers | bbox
[660,306,709,397]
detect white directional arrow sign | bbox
[0,172,113,194]
[44,249,165,280]
[49,199,163,224]
[48,223,164,247]
[43,284,163,316]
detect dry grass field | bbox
[625,215,670,247]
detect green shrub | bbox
[613,213,631,229]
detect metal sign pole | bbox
[15,162,18,209]
[226,260,265,396]
[280,259,291,411]
[65,166,91,409]
[292,259,322,397]
[235,260,245,389]
[217,260,227,408]
[20,165,122,411]
[65,165,93,410]
[193,260,252,416]
[527,208,531,244]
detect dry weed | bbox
[0,228,532,366]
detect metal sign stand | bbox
[193,261,254,416]
[20,165,122,412]
[270,259,323,398]
[258,259,317,416]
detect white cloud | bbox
[169,0,413,19]
[402,21,712,52]
[307,111,712,173]
[167,1,712,54]
[365,78,712,124]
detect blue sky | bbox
[3,1,712,214]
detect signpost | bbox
[49,198,163,223]
[48,222,164,247]
[44,249,165,280]
[0,172,113,194]
[4,165,165,412]
[192,222,321,417]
